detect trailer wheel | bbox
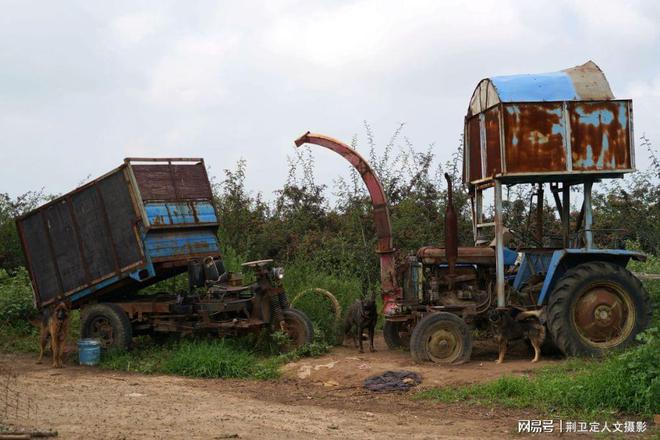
[383,320,412,349]
[409,312,472,364]
[81,303,133,351]
[547,261,652,357]
[279,308,314,352]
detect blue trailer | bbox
[17,158,313,350]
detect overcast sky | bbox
[1,0,659,200]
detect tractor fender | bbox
[536,249,646,305]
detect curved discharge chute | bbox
[294,132,402,315]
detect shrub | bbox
[0,267,36,329]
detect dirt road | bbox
[1,339,568,439]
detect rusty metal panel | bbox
[502,102,567,173]
[132,163,213,201]
[71,186,117,281]
[96,171,143,270]
[484,106,502,177]
[467,116,482,181]
[145,201,217,227]
[43,200,87,293]
[17,167,145,307]
[173,163,214,199]
[569,101,632,171]
[19,212,61,304]
[144,230,220,260]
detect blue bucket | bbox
[78,338,101,366]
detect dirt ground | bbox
[0,336,609,439]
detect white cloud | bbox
[263,0,527,75]
[569,0,658,45]
[112,11,164,45]
[147,33,239,106]
[1,0,659,199]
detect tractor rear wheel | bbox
[409,312,472,364]
[81,303,133,351]
[547,261,651,357]
[383,320,412,349]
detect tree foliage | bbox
[0,126,658,292]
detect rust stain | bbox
[467,116,482,181]
[569,101,630,171]
[503,102,567,173]
[484,107,501,176]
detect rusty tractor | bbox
[296,61,652,363]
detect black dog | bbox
[344,298,377,353]
[488,307,545,364]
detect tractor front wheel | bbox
[383,320,412,349]
[409,312,472,364]
[547,261,651,357]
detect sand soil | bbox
[0,336,594,439]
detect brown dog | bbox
[488,308,545,364]
[36,301,70,368]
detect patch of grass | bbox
[414,255,655,419]
[0,323,39,353]
[100,330,331,380]
[101,338,281,380]
[416,330,660,419]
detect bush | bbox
[0,267,36,330]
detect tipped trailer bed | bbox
[17,158,220,309]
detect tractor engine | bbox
[399,251,494,315]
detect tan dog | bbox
[36,301,70,368]
[488,308,545,364]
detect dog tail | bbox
[516,309,546,323]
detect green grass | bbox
[416,333,659,419]
[101,338,281,379]
[417,256,660,420]
[100,334,330,380]
[0,323,39,353]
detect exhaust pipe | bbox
[444,173,458,289]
